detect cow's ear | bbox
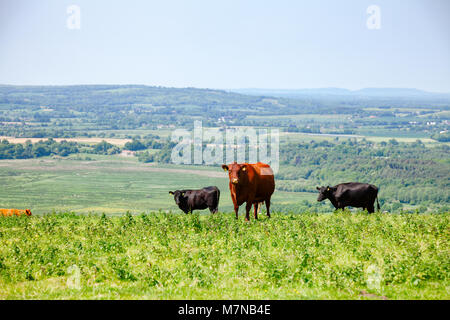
[169,191,174,195]
[242,166,246,172]
[222,164,228,171]
[327,186,330,191]
[316,187,320,191]
[181,192,185,197]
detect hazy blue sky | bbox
[1,0,449,92]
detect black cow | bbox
[316,182,380,213]
[169,186,220,214]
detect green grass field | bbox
[1,154,448,300]
[0,212,448,299]
[0,156,317,215]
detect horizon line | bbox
[0,83,449,95]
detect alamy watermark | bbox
[67,5,81,30]
[66,264,81,289]
[365,264,382,291]
[366,5,381,30]
[170,121,279,174]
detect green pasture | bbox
[0,156,316,215]
[246,114,349,122]
[0,212,448,299]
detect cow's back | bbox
[335,182,378,203]
[186,186,220,211]
[249,162,275,201]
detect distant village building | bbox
[156,124,175,129]
[120,150,136,157]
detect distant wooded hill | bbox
[1,85,448,115]
[230,87,450,100]
[0,85,448,138]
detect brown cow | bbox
[222,162,275,221]
[0,208,32,217]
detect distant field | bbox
[281,132,362,143]
[247,114,349,122]
[90,129,174,139]
[418,110,450,118]
[279,131,441,145]
[0,136,132,146]
[0,156,317,215]
[362,136,436,144]
[0,132,440,146]
[0,212,448,299]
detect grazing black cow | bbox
[316,182,380,213]
[169,186,220,214]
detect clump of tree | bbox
[137,151,155,163]
[431,131,450,142]
[125,137,163,151]
[0,139,122,159]
[136,140,175,164]
[0,138,79,159]
[278,139,449,206]
[0,135,167,161]
[91,141,120,155]
[124,139,146,151]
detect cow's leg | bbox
[231,196,239,219]
[209,193,219,214]
[211,199,219,213]
[336,203,345,212]
[245,202,252,221]
[253,203,258,220]
[265,199,271,218]
[207,200,217,214]
[234,205,239,219]
[367,205,374,214]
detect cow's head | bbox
[222,162,247,185]
[169,190,187,207]
[25,209,32,216]
[316,186,334,201]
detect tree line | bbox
[0,139,121,159]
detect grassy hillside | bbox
[0,212,448,299]
[0,142,448,214]
[0,85,448,300]
[0,156,316,215]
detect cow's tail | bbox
[215,188,220,213]
[255,202,261,215]
[376,196,380,212]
